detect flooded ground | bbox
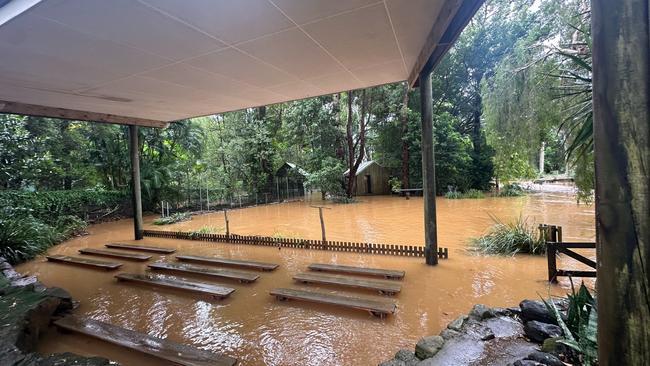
[17,193,595,366]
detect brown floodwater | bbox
[17,193,595,366]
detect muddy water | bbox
[17,193,595,366]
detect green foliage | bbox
[305,157,345,198]
[498,183,525,197]
[472,214,544,255]
[444,190,461,199]
[388,177,402,193]
[0,207,58,264]
[153,212,191,225]
[544,282,598,365]
[191,226,222,235]
[445,188,485,199]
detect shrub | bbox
[444,190,461,199]
[191,226,223,235]
[0,207,57,264]
[471,214,545,255]
[153,212,191,225]
[544,282,597,365]
[445,188,485,199]
[498,183,525,197]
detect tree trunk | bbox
[472,94,482,153]
[346,90,368,198]
[538,141,545,175]
[401,83,410,189]
[592,0,650,364]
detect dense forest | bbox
[0,0,593,262]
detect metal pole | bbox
[420,71,438,265]
[129,125,143,240]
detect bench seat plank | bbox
[46,255,122,270]
[148,262,259,283]
[308,263,405,279]
[115,273,234,299]
[54,316,236,366]
[105,243,175,254]
[270,288,396,318]
[293,272,401,295]
[79,248,151,261]
[176,255,278,271]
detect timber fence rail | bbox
[539,224,596,282]
[142,230,448,259]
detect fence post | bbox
[547,241,558,283]
[224,210,230,241]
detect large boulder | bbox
[523,321,562,343]
[394,349,419,366]
[519,300,556,324]
[513,360,545,366]
[415,335,445,360]
[525,351,564,366]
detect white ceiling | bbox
[0,0,448,122]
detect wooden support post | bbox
[420,70,438,265]
[129,125,143,240]
[592,0,650,363]
[310,206,331,247]
[546,241,557,283]
[224,210,230,240]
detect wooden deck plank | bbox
[176,255,278,271]
[54,316,236,366]
[293,272,401,295]
[79,248,151,261]
[105,243,175,254]
[115,273,235,299]
[46,255,122,270]
[148,262,259,283]
[308,263,405,279]
[270,288,396,318]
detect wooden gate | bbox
[539,224,596,282]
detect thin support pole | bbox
[224,210,230,239]
[129,125,143,240]
[311,206,331,248]
[419,71,438,265]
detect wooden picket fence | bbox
[142,229,449,259]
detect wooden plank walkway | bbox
[46,255,122,270]
[270,288,396,318]
[293,272,401,295]
[79,248,151,261]
[176,255,278,271]
[115,273,235,299]
[54,316,237,366]
[308,263,405,280]
[148,262,259,283]
[105,243,175,254]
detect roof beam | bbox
[0,100,169,128]
[408,0,486,86]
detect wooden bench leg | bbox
[370,311,386,319]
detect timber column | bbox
[420,71,438,265]
[129,125,144,240]
[592,0,650,364]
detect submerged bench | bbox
[79,248,151,261]
[308,263,405,280]
[46,255,122,270]
[148,262,259,283]
[115,273,235,299]
[54,316,237,366]
[105,243,175,254]
[176,255,278,271]
[270,288,396,318]
[293,272,402,295]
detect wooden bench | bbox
[176,255,278,271]
[54,316,236,366]
[270,288,396,318]
[293,272,401,295]
[79,248,151,261]
[115,273,235,299]
[148,262,259,283]
[308,263,405,280]
[105,243,175,254]
[46,255,122,270]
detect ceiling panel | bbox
[301,3,403,71]
[141,0,294,45]
[30,0,226,61]
[270,0,379,25]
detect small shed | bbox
[275,162,308,198]
[344,161,392,196]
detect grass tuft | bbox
[471,214,545,255]
[153,212,191,225]
[445,189,485,199]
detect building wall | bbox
[353,163,391,195]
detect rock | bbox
[525,351,564,366]
[541,337,570,356]
[439,328,460,341]
[464,319,495,341]
[483,316,524,338]
[447,315,468,331]
[394,349,419,366]
[44,287,74,312]
[469,304,496,320]
[513,360,545,366]
[519,300,556,324]
[524,321,562,343]
[415,335,445,360]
